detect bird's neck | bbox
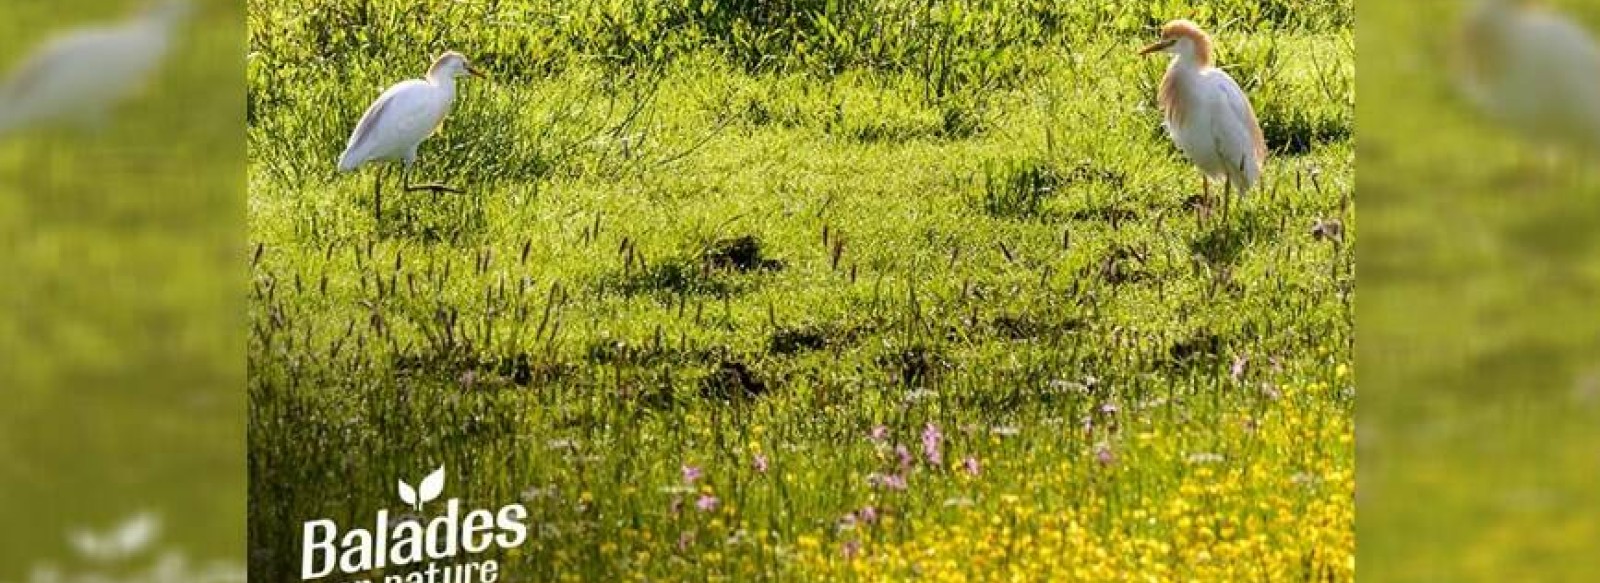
[1163,59,1203,91]
[426,73,459,94]
[1171,51,1210,72]
[1160,61,1202,127]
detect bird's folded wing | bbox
[346,80,434,152]
[0,33,97,103]
[1210,71,1267,165]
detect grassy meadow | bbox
[247,1,1353,580]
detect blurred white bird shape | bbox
[68,511,160,563]
[0,0,191,136]
[1456,0,1600,154]
[1141,20,1267,222]
[338,51,485,222]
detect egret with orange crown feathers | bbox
[1141,20,1266,222]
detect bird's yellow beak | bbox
[467,65,487,80]
[1139,38,1177,56]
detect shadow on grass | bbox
[374,189,491,245]
[605,235,785,298]
[1189,204,1280,266]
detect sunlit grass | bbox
[248,1,1352,580]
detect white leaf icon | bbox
[399,479,417,510]
[418,466,446,505]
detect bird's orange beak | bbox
[1139,38,1177,56]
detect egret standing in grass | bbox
[338,51,485,223]
[1141,20,1266,223]
[0,0,191,137]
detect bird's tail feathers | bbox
[337,148,363,172]
[1229,154,1262,196]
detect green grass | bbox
[0,0,244,572]
[248,1,1353,580]
[1360,1,1600,581]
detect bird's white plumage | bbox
[0,1,189,136]
[1458,0,1600,152]
[1166,68,1262,194]
[337,52,481,223]
[1144,21,1267,199]
[338,53,475,173]
[338,79,454,171]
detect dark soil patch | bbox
[877,343,952,387]
[769,325,831,355]
[703,236,785,272]
[701,360,770,401]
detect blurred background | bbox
[1360,0,1600,580]
[0,0,242,580]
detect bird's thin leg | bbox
[373,166,385,225]
[405,181,463,194]
[1200,176,1211,227]
[1222,175,1233,223]
[402,164,465,194]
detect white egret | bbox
[0,0,191,136]
[1456,0,1600,155]
[338,51,485,223]
[1141,20,1267,222]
